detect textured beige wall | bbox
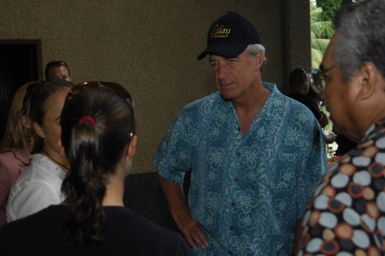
[0,0,292,173]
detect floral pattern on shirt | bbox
[157,83,327,255]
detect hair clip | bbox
[79,116,96,126]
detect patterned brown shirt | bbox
[298,118,385,256]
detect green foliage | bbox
[310,3,334,69]
[310,0,355,68]
[316,0,342,20]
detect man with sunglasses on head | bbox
[156,11,327,255]
[296,0,385,255]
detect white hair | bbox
[246,44,267,61]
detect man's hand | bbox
[171,205,208,249]
[159,175,208,249]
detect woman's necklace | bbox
[42,149,68,171]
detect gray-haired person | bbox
[296,0,385,254]
[156,11,327,255]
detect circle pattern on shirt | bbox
[299,123,385,255]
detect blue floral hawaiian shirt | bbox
[156,83,327,255]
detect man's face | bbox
[321,33,361,141]
[209,50,260,100]
[47,66,72,82]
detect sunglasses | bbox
[66,81,134,109]
[22,81,41,116]
[312,65,338,94]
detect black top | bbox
[0,205,191,256]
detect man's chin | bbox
[219,93,232,101]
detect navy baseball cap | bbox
[197,11,262,60]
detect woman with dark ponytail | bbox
[0,82,191,255]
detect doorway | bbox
[0,40,42,142]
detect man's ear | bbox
[32,122,45,138]
[256,52,265,69]
[356,61,378,101]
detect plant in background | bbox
[311,0,357,161]
[310,2,334,69]
[310,0,356,69]
[316,0,342,20]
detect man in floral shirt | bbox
[297,0,385,255]
[156,11,327,255]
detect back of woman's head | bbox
[0,81,38,152]
[29,79,72,152]
[289,68,308,88]
[60,82,135,245]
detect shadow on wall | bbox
[124,171,191,231]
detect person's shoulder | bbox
[182,92,220,111]
[175,92,222,122]
[280,92,306,107]
[0,152,17,176]
[0,151,24,171]
[105,207,191,254]
[9,154,61,196]
[0,206,62,250]
[263,82,316,119]
[30,153,52,166]
[105,207,184,239]
[106,207,176,235]
[22,154,59,178]
[264,82,299,106]
[284,94,316,118]
[1,205,60,234]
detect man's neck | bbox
[233,82,269,110]
[233,83,270,134]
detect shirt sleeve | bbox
[155,106,200,184]
[295,117,327,220]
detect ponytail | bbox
[62,115,106,245]
[60,84,135,245]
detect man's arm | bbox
[159,175,208,249]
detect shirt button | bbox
[235,149,241,156]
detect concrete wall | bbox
[282,0,312,93]
[0,0,310,173]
